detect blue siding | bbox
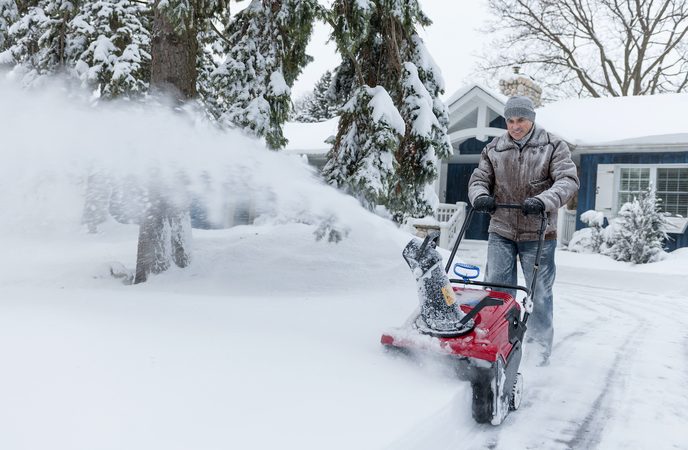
[577,151,688,251]
[667,232,688,251]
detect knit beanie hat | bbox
[504,96,536,122]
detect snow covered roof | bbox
[445,83,507,110]
[283,117,338,155]
[283,91,688,155]
[536,93,688,147]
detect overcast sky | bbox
[291,1,492,99]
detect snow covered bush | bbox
[568,209,605,253]
[602,187,668,264]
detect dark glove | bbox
[472,195,496,213]
[522,197,545,216]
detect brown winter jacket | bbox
[468,126,579,242]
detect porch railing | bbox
[558,208,577,246]
[408,202,468,249]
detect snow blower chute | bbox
[381,204,548,425]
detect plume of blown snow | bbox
[0,77,396,240]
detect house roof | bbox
[283,89,688,155]
[445,83,508,109]
[536,93,688,147]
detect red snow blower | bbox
[381,204,548,425]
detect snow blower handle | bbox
[494,203,522,210]
[444,203,533,274]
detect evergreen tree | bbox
[323,85,403,209]
[293,69,340,122]
[328,56,355,110]
[196,26,223,118]
[0,0,19,53]
[209,0,317,149]
[324,0,451,223]
[71,0,151,99]
[289,91,313,121]
[2,0,84,85]
[603,187,669,264]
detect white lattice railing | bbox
[438,202,468,249]
[558,208,577,246]
[408,202,468,249]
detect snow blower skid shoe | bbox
[381,205,548,425]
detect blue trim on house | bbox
[577,151,688,251]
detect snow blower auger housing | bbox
[381,204,548,425]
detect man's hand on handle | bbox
[472,195,496,214]
[522,197,545,215]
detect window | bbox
[657,168,688,217]
[617,168,650,208]
[614,165,688,217]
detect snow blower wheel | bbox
[471,357,510,425]
[510,373,523,411]
[471,378,495,424]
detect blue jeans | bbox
[485,233,557,356]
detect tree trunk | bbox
[134,2,196,283]
[150,4,197,100]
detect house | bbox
[284,86,688,251]
[535,94,688,251]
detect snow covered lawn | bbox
[1,221,687,450]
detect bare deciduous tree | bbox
[483,0,688,98]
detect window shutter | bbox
[595,164,615,214]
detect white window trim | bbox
[611,163,688,216]
[608,163,688,234]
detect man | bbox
[468,96,579,364]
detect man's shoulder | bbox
[488,132,511,151]
[532,126,567,148]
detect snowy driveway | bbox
[0,229,687,450]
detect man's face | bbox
[507,117,533,141]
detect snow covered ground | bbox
[1,220,687,450]
[2,82,688,449]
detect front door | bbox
[446,163,490,240]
